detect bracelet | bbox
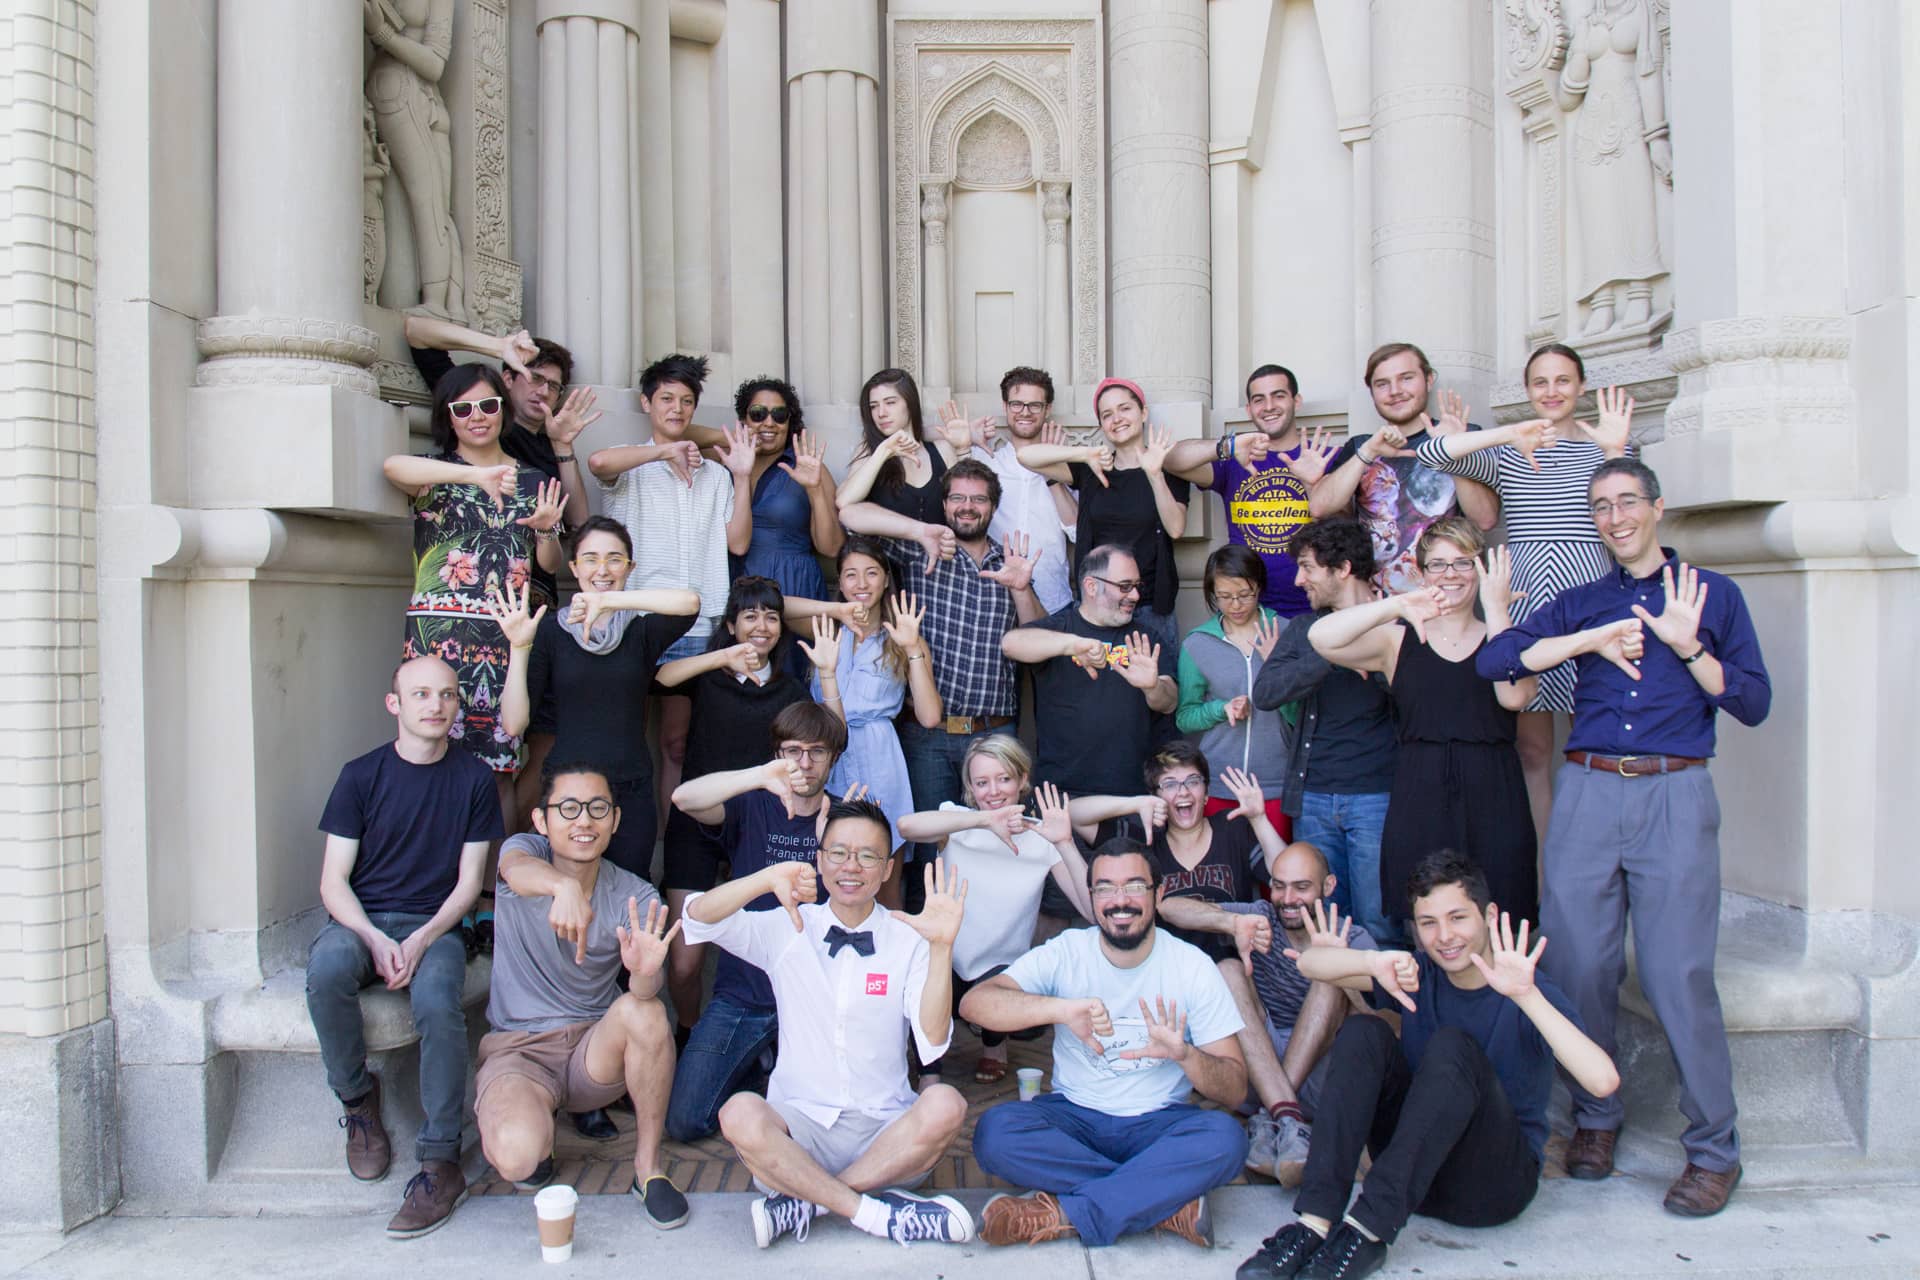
[1680,645,1708,665]
[511,644,533,654]
[1215,432,1236,462]
[908,653,925,663]
[553,452,575,463]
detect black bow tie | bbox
[824,925,875,958]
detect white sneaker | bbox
[1273,1114,1312,1187]
[1245,1109,1279,1172]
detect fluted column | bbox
[1041,181,1073,394]
[919,182,952,393]
[1107,0,1210,405]
[197,0,375,392]
[536,1,647,385]
[1368,0,1494,400]
[786,0,882,403]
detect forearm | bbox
[403,314,506,359]
[1001,628,1078,665]
[959,984,1075,1034]
[1515,987,1619,1097]
[383,455,471,493]
[1066,794,1147,828]
[1013,445,1081,483]
[594,588,702,616]
[1308,456,1365,517]
[726,474,754,555]
[895,807,982,843]
[1248,813,1285,869]
[1307,598,1401,664]
[685,867,782,925]
[1010,583,1044,624]
[1516,627,1609,674]
[1047,845,1097,922]
[501,646,532,736]
[320,877,384,948]
[671,765,763,819]
[808,475,845,555]
[587,443,675,482]
[534,531,565,574]
[835,452,887,506]
[1155,895,1240,936]
[1679,646,1728,697]
[1297,945,1388,989]
[1163,438,1219,485]
[839,502,929,540]
[905,651,942,727]
[1143,675,1179,715]
[655,648,730,688]
[498,849,572,899]
[917,947,954,1046]
[1454,476,1500,531]
[558,460,590,528]
[416,855,487,948]
[1179,1045,1248,1107]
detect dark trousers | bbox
[604,775,658,882]
[1295,1017,1538,1243]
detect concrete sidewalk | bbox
[4,1175,1914,1279]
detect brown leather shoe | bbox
[979,1190,1077,1246]
[1153,1195,1214,1248]
[386,1160,468,1238]
[339,1078,391,1182]
[1564,1126,1617,1181]
[1663,1161,1742,1217]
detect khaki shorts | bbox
[476,1021,627,1115]
[750,1099,926,1194]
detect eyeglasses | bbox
[945,493,993,507]
[822,846,888,869]
[1155,774,1207,794]
[515,370,564,395]
[545,797,613,820]
[1005,399,1048,416]
[1213,590,1258,606]
[1588,494,1648,519]
[1089,574,1143,596]
[746,405,792,425]
[1422,558,1477,577]
[574,553,630,570]
[448,397,504,419]
[1090,879,1154,901]
[777,745,833,763]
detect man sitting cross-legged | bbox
[961,838,1249,1250]
[1235,851,1618,1280]
[475,763,689,1229]
[683,798,976,1249]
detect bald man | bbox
[307,656,502,1238]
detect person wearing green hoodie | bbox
[1176,546,1293,835]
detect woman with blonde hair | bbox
[897,736,1093,1084]
[1307,517,1540,932]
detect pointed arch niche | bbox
[889,16,1105,409]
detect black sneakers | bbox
[1236,1221,1326,1279]
[1299,1223,1387,1279]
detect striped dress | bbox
[1413,435,1618,713]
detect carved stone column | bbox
[1107,0,1210,405]
[919,182,952,394]
[787,0,884,404]
[1369,0,1494,403]
[1041,180,1073,393]
[198,0,376,392]
[536,1,653,386]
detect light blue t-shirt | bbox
[1002,927,1244,1117]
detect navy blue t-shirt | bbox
[703,788,833,1012]
[318,743,503,915]
[1369,951,1584,1162]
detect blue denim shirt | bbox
[1477,549,1770,758]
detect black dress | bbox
[1069,462,1191,616]
[1379,622,1538,926]
[866,445,947,583]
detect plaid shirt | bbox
[892,537,1019,718]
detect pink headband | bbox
[1093,376,1148,412]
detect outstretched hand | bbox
[1034,781,1074,846]
[797,613,842,672]
[1630,563,1707,654]
[1118,996,1191,1063]
[486,579,547,648]
[899,859,968,949]
[1285,426,1339,485]
[514,478,566,532]
[1220,766,1266,821]
[1468,906,1545,1001]
[1118,631,1163,692]
[1583,386,1635,456]
[1434,389,1471,436]
[547,387,602,448]
[1282,899,1352,961]
[980,530,1038,592]
[777,429,829,490]
[616,896,681,981]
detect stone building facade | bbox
[0,0,1914,1229]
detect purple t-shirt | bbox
[1207,453,1312,616]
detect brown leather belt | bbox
[941,714,1014,735]
[1566,751,1707,777]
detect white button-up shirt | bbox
[597,458,734,642]
[983,442,1073,614]
[681,897,947,1126]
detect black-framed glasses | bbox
[515,370,564,395]
[1155,774,1206,794]
[777,745,833,763]
[545,797,614,820]
[945,493,993,507]
[1089,574,1143,596]
[746,405,793,425]
[1090,879,1154,901]
[1005,399,1048,416]
[448,397,503,419]
[1422,558,1476,577]
[822,846,888,869]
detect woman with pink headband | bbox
[1013,376,1191,615]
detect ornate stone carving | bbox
[890,17,1104,391]
[365,0,467,320]
[1504,0,1568,78]
[1041,180,1071,244]
[464,0,519,333]
[195,314,381,396]
[361,98,391,306]
[955,111,1035,188]
[920,181,950,246]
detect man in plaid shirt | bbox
[841,459,1046,907]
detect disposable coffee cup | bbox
[535,1184,579,1263]
[1017,1067,1044,1101]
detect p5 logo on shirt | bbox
[865,973,888,996]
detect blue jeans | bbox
[1295,790,1393,944]
[663,994,779,1142]
[305,914,469,1163]
[973,1095,1247,1246]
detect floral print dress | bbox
[401,453,551,772]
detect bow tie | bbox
[824,925,875,958]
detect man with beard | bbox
[1252,521,1399,945]
[961,839,1248,1249]
[1162,364,1337,618]
[1308,343,1497,594]
[960,367,1080,613]
[661,702,846,1140]
[840,459,1046,902]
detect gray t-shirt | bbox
[1223,901,1376,1034]
[486,833,659,1033]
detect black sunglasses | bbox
[746,405,792,425]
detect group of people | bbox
[302,323,1770,1277]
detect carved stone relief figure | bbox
[362,98,391,306]
[1553,0,1669,334]
[365,0,467,320]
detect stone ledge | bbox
[208,957,492,1055]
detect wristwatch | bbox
[1680,645,1709,664]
